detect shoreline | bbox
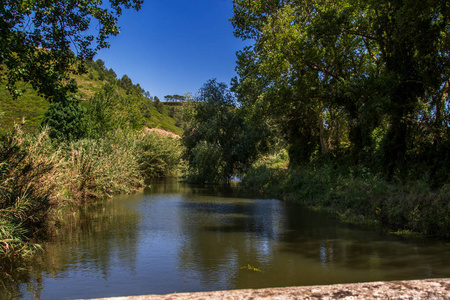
[87,278,450,299]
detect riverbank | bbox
[90,278,450,299]
[0,126,183,258]
[240,163,450,240]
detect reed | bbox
[136,131,184,179]
[0,126,55,257]
[57,130,144,202]
[0,126,184,257]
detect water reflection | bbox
[2,178,450,299]
[1,195,141,299]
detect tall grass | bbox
[0,125,184,258]
[0,127,56,257]
[58,130,144,202]
[137,131,184,179]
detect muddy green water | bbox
[2,179,450,299]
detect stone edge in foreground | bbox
[89,279,450,299]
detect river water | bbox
[2,178,450,299]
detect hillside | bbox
[0,59,183,136]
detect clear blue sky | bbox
[95,0,249,100]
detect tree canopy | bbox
[231,0,450,179]
[183,79,262,183]
[164,94,186,102]
[0,0,142,100]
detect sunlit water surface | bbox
[2,179,450,299]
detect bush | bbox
[137,132,183,179]
[241,161,450,239]
[41,96,86,141]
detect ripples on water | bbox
[2,178,450,299]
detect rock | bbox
[88,278,450,299]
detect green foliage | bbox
[183,79,262,183]
[137,132,184,179]
[83,82,185,138]
[0,127,56,257]
[0,0,142,100]
[231,0,450,182]
[242,162,450,239]
[41,96,86,141]
[188,141,225,183]
[84,85,118,137]
[84,83,144,138]
[119,74,134,94]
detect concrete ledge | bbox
[90,278,450,299]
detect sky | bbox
[95,0,250,100]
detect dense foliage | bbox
[84,83,144,138]
[0,128,54,257]
[183,79,263,183]
[0,125,183,257]
[231,0,450,184]
[231,0,450,238]
[0,0,142,100]
[42,96,86,141]
[242,158,450,239]
[0,0,189,260]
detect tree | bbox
[96,59,106,71]
[0,0,142,100]
[183,79,261,183]
[42,97,86,141]
[119,74,133,93]
[231,0,450,174]
[84,83,144,138]
[164,94,186,102]
[107,68,118,80]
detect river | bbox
[2,178,450,299]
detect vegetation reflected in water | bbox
[2,179,450,299]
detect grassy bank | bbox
[241,153,450,240]
[0,126,183,258]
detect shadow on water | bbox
[2,178,450,299]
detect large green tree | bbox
[183,79,262,183]
[231,0,450,175]
[1,0,142,100]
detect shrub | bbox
[41,96,86,141]
[242,161,450,238]
[137,132,183,179]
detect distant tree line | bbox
[164,94,186,102]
